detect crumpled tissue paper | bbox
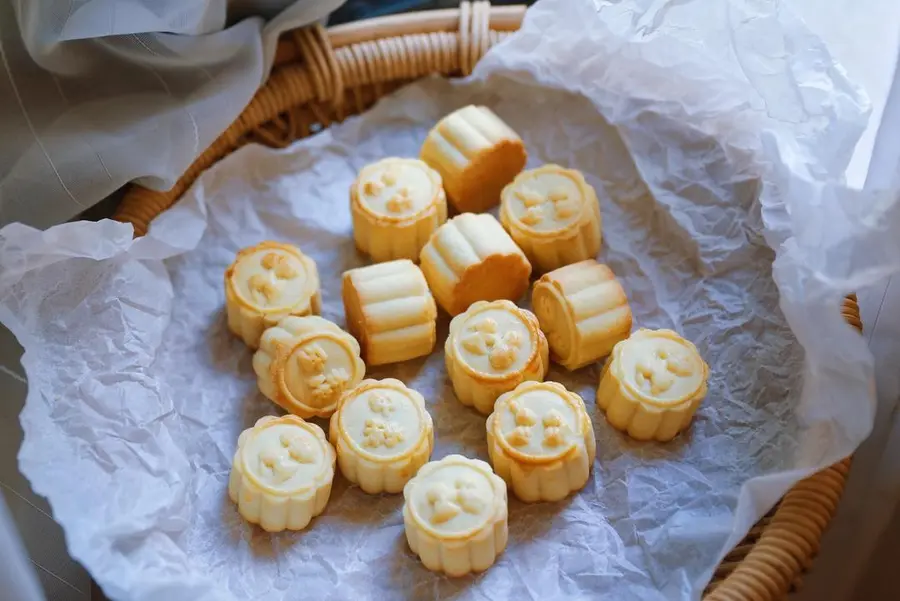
[2,1,900,600]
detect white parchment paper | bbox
[3,1,900,600]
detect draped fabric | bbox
[0,0,345,229]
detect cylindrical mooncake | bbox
[342,259,437,365]
[402,454,508,576]
[350,158,447,262]
[597,328,709,442]
[499,165,601,273]
[420,105,526,213]
[532,260,632,370]
[445,300,549,415]
[330,378,434,494]
[419,213,532,317]
[224,241,321,348]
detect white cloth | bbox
[0,0,345,229]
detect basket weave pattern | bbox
[113,3,859,599]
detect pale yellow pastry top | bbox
[405,456,502,540]
[502,165,591,235]
[227,242,317,312]
[453,302,539,380]
[283,332,361,411]
[236,415,333,496]
[353,158,442,222]
[613,329,707,405]
[334,380,430,463]
[491,382,582,464]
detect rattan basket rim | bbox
[112,3,859,600]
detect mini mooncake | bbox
[597,328,709,442]
[487,381,596,502]
[350,158,447,262]
[402,454,508,576]
[342,260,437,365]
[445,300,549,415]
[225,241,321,348]
[253,316,365,419]
[420,105,526,213]
[532,260,632,370]
[419,213,532,316]
[228,415,335,532]
[330,378,434,494]
[499,165,601,272]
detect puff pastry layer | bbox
[499,165,602,272]
[420,105,526,213]
[487,381,595,502]
[253,316,366,419]
[532,260,632,370]
[597,328,708,441]
[342,260,437,365]
[330,378,434,494]
[351,158,447,262]
[445,300,549,415]
[225,241,321,348]
[402,454,508,576]
[419,212,532,316]
[228,415,335,532]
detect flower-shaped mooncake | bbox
[419,213,532,317]
[402,454,508,576]
[330,378,434,494]
[499,165,602,273]
[342,259,437,365]
[350,158,447,263]
[225,241,321,348]
[253,316,365,419]
[532,259,632,370]
[445,300,549,415]
[228,415,335,532]
[597,328,709,442]
[487,381,596,502]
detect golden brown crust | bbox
[532,260,632,370]
[252,316,366,419]
[419,213,532,317]
[420,105,526,213]
[485,381,596,502]
[341,260,438,365]
[329,378,434,494]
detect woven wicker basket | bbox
[113,3,860,599]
